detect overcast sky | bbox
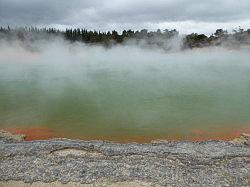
[0,0,250,34]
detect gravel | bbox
[0,132,249,186]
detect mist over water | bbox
[1,39,250,141]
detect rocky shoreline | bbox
[0,131,249,186]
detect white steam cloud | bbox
[0,38,250,139]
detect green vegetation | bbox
[0,26,250,50]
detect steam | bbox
[1,37,250,138]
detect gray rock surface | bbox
[0,130,26,142]
[0,132,249,186]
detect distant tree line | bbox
[1,26,250,50]
[183,28,250,49]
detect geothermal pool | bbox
[0,45,250,142]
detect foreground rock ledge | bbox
[0,132,249,186]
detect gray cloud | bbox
[99,0,250,22]
[0,0,250,33]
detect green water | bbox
[1,47,250,141]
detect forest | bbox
[1,26,250,50]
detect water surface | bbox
[1,46,250,142]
